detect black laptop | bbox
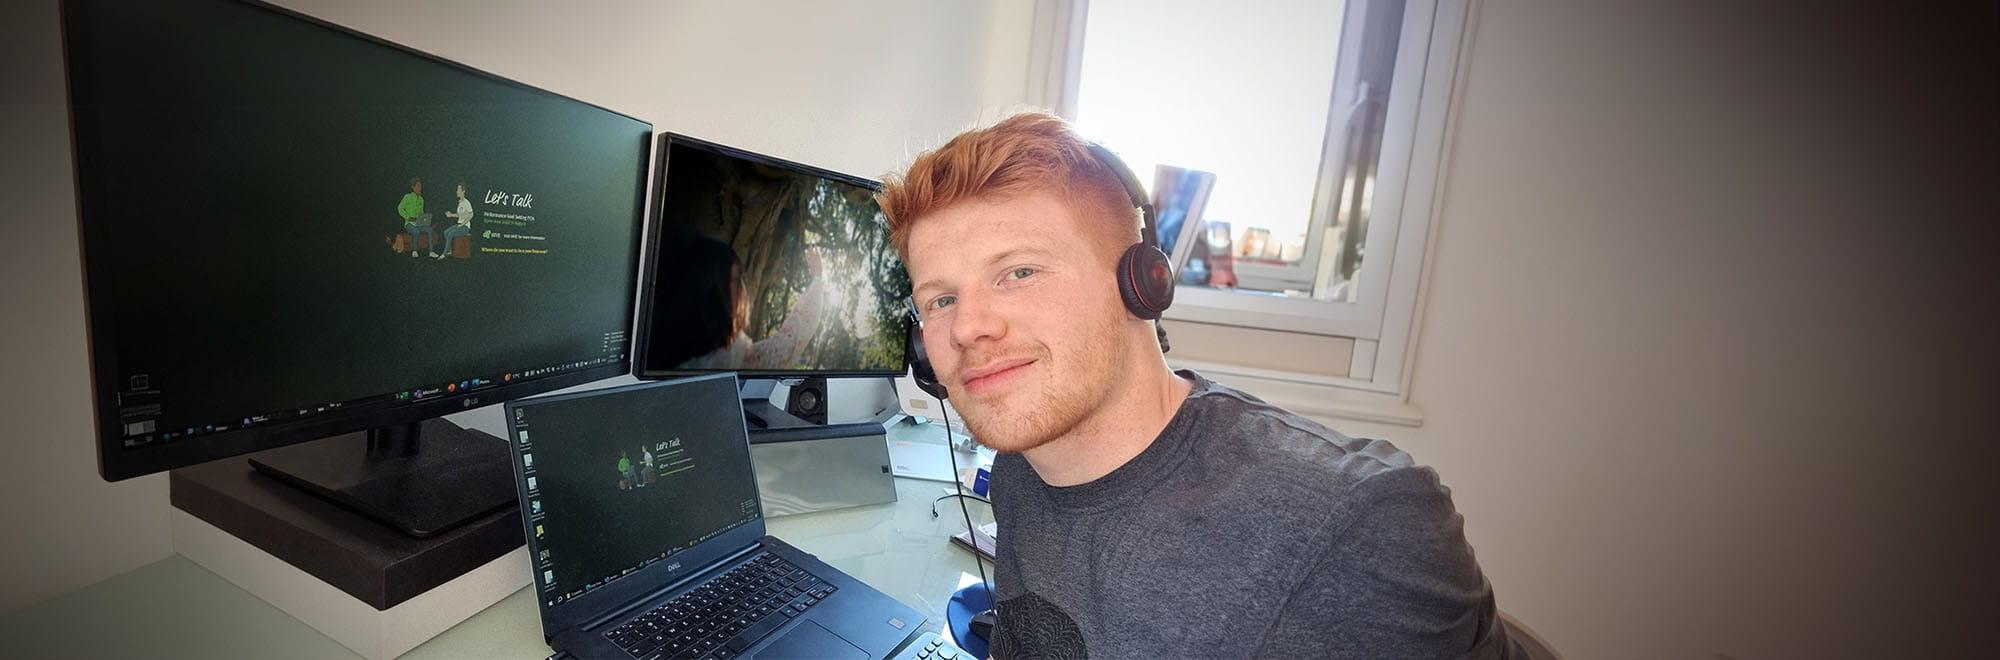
[506,373,925,659]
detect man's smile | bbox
[962,358,1037,397]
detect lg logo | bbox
[462,397,479,408]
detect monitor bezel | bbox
[62,0,657,482]
[634,132,912,380]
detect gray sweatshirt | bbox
[987,371,1519,659]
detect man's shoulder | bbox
[1180,371,1429,501]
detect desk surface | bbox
[0,474,993,659]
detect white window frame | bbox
[1037,0,1473,409]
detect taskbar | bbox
[116,352,627,450]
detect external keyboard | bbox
[603,552,838,660]
[891,631,971,660]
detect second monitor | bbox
[634,134,912,426]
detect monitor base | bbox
[247,418,518,538]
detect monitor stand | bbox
[739,377,821,431]
[247,418,518,538]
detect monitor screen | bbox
[507,374,760,608]
[66,0,652,481]
[635,134,911,377]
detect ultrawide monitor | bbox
[65,0,652,489]
[635,134,912,378]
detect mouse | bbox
[968,609,997,641]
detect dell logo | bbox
[667,562,682,572]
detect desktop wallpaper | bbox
[513,377,760,601]
[67,0,649,437]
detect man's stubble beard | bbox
[958,312,1125,454]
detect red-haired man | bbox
[880,112,1519,658]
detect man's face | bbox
[413,181,423,195]
[456,185,465,199]
[907,191,1128,453]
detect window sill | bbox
[1170,357,1426,427]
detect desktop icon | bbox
[527,476,538,490]
[531,500,542,514]
[540,549,550,561]
[544,569,554,585]
[536,524,544,537]
[523,453,533,467]
[519,431,530,444]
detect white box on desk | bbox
[171,508,528,660]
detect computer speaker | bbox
[785,377,828,425]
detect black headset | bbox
[907,143,1173,400]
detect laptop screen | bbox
[509,374,760,607]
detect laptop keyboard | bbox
[605,552,840,660]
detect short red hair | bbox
[878,111,1139,261]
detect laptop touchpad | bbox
[751,620,866,660]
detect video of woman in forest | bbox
[643,140,912,374]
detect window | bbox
[1029,0,1471,406]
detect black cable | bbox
[931,493,991,518]
[939,401,999,618]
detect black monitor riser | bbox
[247,418,517,538]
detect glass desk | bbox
[0,476,994,660]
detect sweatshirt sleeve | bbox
[1255,467,1517,659]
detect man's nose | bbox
[947,288,1005,351]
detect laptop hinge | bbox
[579,542,763,631]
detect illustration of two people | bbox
[617,446,656,490]
[397,177,475,258]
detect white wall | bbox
[0,0,1010,615]
[0,0,177,618]
[1319,1,1995,658]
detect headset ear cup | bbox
[907,321,948,399]
[1117,243,1175,320]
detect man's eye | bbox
[1006,267,1036,281]
[928,295,956,311]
